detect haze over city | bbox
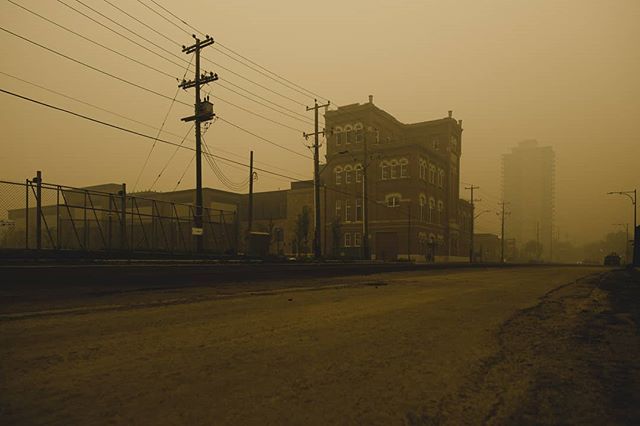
[2,2,640,424]
[1,0,638,246]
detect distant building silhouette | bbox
[502,140,555,260]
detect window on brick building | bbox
[419,194,426,221]
[355,198,362,221]
[390,160,398,179]
[419,159,427,180]
[437,200,444,224]
[345,125,354,144]
[381,161,390,180]
[355,123,363,143]
[355,164,362,183]
[345,165,352,184]
[438,169,445,188]
[335,166,342,185]
[334,127,343,145]
[335,200,341,218]
[345,199,351,222]
[386,193,401,208]
[399,158,408,178]
[429,197,435,222]
[344,232,352,247]
[354,232,362,247]
[429,164,436,184]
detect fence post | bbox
[120,183,126,251]
[56,186,60,250]
[35,170,42,251]
[25,179,29,249]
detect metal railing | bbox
[0,177,238,256]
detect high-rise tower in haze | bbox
[502,140,555,260]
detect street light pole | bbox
[608,189,637,266]
[613,223,630,264]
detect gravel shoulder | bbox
[428,267,640,425]
[1,266,636,425]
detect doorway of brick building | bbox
[375,232,399,261]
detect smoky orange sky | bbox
[1,0,638,244]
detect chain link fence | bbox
[0,179,237,256]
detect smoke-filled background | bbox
[1,0,638,251]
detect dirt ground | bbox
[1,266,638,425]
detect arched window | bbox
[429,164,436,184]
[437,200,444,224]
[344,165,353,184]
[438,169,445,188]
[399,158,408,178]
[380,160,390,180]
[355,164,363,183]
[385,193,401,208]
[419,159,427,180]
[355,123,364,143]
[334,126,344,145]
[428,197,435,223]
[419,194,427,221]
[390,160,399,179]
[335,166,343,185]
[345,125,354,144]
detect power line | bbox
[149,124,194,190]
[100,0,181,48]
[144,0,331,103]
[136,0,321,107]
[1,26,311,159]
[9,1,311,134]
[59,0,318,130]
[7,0,176,79]
[0,71,310,181]
[173,153,195,191]
[0,88,306,182]
[214,94,305,133]
[0,25,192,108]
[134,52,194,192]
[216,117,312,159]
[55,0,190,72]
[217,80,314,125]
[63,0,194,71]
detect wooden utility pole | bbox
[304,99,330,259]
[248,151,254,234]
[465,184,479,263]
[499,201,510,263]
[179,35,217,253]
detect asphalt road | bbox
[1,266,638,425]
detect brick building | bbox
[322,96,471,261]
